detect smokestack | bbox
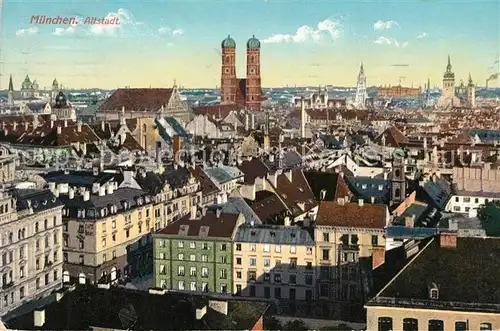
[300,97,306,138]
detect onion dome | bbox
[247,35,260,49]
[221,35,236,48]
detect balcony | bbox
[340,244,359,251]
[2,281,13,290]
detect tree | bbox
[478,201,500,237]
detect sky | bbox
[1,0,499,89]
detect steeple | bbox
[468,73,474,86]
[8,75,13,91]
[446,55,452,72]
[360,62,364,73]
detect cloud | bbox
[391,64,410,67]
[373,20,399,30]
[261,19,341,44]
[158,26,184,37]
[53,26,76,36]
[374,36,408,47]
[416,32,428,39]
[15,27,39,37]
[89,8,133,36]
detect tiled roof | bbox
[374,126,409,147]
[237,158,269,184]
[274,169,317,216]
[156,211,241,239]
[189,166,220,196]
[316,201,387,229]
[99,88,173,112]
[247,191,288,225]
[374,236,500,310]
[13,189,63,213]
[304,171,354,201]
[43,170,119,188]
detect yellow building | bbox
[314,199,388,318]
[365,233,500,331]
[58,179,155,284]
[233,224,316,302]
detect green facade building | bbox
[154,210,244,294]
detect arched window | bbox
[428,320,444,331]
[378,317,392,331]
[395,188,401,198]
[225,56,230,64]
[395,169,400,177]
[403,318,418,331]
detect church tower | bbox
[467,73,475,108]
[8,75,14,106]
[51,78,59,102]
[245,35,262,111]
[220,35,237,104]
[442,55,455,101]
[391,149,406,204]
[354,62,367,109]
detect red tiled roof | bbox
[374,126,409,147]
[316,201,387,229]
[274,169,317,216]
[99,88,173,112]
[237,158,269,184]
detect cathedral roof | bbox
[247,35,260,49]
[221,35,236,49]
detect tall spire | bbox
[360,61,364,73]
[446,54,452,72]
[8,75,13,91]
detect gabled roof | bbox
[189,166,220,196]
[274,169,317,216]
[237,158,269,184]
[99,88,173,112]
[316,201,387,229]
[304,171,353,201]
[374,126,409,147]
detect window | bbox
[273,273,281,283]
[463,197,471,203]
[306,247,312,255]
[289,258,297,269]
[305,274,313,285]
[79,239,84,249]
[221,255,227,263]
[190,267,196,276]
[54,270,58,280]
[201,267,208,278]
[221,243,227,251]
[378,317,392,331]
[290,246,296,254]
[112,220,116,229]
[236,271,241,279]
[20,266,25,278]
[178,280,185,290]
[53,232,58,245]
[159,265,165,274]
[289,288,296,300]
[428,320,444,331]
[250,244,256,251]
[35,222,39,233]
[372,235,379,246]
[79,255,84,264]
[236,244,241,251]
[480,323,492,330]
[403,318,418,331]
[289,274,296,284]
[264,287,270,298]
[274,287,281,299]
[323,232,329,242]
[126,229,130,238]
[201,255,208,262]
[247,271,256,281]
[190,282,196,291]
[190,242,196,249]
[275,259,281,268]
[236,257,242,265]
[275,245,281,253]
[159,240,165,247]
[103,254,107,262]
[20,286,25,299]
[178,253,184,260]
[220,269,227,279]
[190,254,196,261]
[322,249,329,260]
[177,266,185,276]
[36,277,40,289]
[250,257,256,266]
[44,219,48,229]
[263,244,270,252]
[102,239,106,247]
[202,242,208,250]
[455,322,468,331]
[45,273,49,285]
[178,241,184,248]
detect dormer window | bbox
[429,282,439,300]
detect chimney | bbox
[337,197,345,205]
[93,167,99,176]
[383,172,388,180]
[101,120,105,132]
[83,191,90,201]
[358,199,364,207]
[64,119,68,127]
[216,208,222,218]
[13,122,17,131]
[440,231,457,248]
[209,300,228,315]
[371,196,375,204]
[190,205,197,219]
[57,125,62,134]
[251,113,255,129]
[50,120,54,128]
[106,183,114,195]
[372,246,385,270]
[405,215,415,228]
[77,121,82,132]
[34,309,45,327]
[196,306,207,320]
[69,188,75,199]
[53,188,60,198]
[99,186,106,196]
[245,114,249,131]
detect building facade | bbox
[0,189,63,316]
[153,210,243,295]
[354,63,367,109]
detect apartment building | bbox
[58,179,154,285]
[445,190,500,217]
[233,224,316,301]
[366,233,500,331]
[153,208,243,294]
[0,189,63,316]
[314,199,388,317]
